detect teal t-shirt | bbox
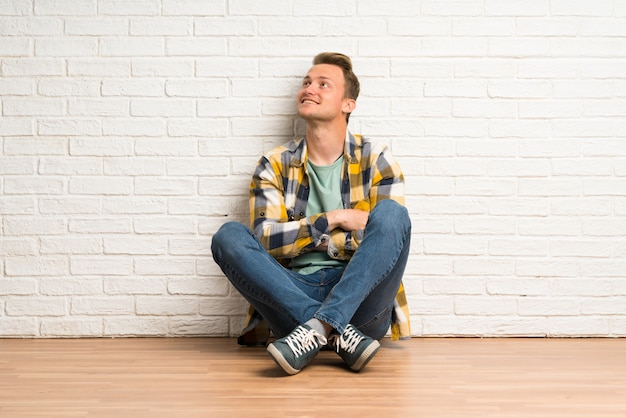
[289,156,348,274]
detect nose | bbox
[302,83,315,95]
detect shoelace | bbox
[285,326,327,357]
[334,326,364,354]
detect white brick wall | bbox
[1,0,625,338]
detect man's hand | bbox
[326,208,369,232]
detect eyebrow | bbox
[302,75,335,82]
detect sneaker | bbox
[267,325,327,375]
[329,324,380,372]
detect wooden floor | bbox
[1,338,626,417]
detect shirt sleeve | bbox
[249,155,330,259]
[327,143,406,261]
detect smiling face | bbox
[297,63,356,125]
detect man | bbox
[211,52,411,375]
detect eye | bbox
[320,82,329,88]
[302,80,311,87]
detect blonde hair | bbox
[312,52,360,122]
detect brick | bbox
[68,98,129,117]
[104,158,165,175]
[0,197,36,215]
[550,0,612,16]
[455,296,517,315]
[519,178,581,197]
[454,217,517,235]
[40,319,103,337]
[0,238,38,256]
[548,317,610,337]
[130,17,191,35]
[69,176,133,195]
[71,257,133,275]
[0,319,38,337]
[35,37,97,57]
[488,198,549,217]
[485,0,548,16]
[104,236,167,255]
[104,277,167,295]
[196,57,258,77]
[582,298,626,315]
[100,37,164,57]
[98,0,160,16]
[40,237,103,254]
[38,119,101,136]
[168,277,229,295]
[71,297,134,315]
[136,296,198,315]
[422,0,484,16]
[0,278,37,295]
[34,0,96,16]
[172,193,230,213]
[3,217,67,236]
[2,58,65,76]
[68,217,132,233]
[39,277,102,295]
[103,197,167,214]
[551,240,612,258]
[104,317,169,336]
[65,18,128,35]
[38,78,101,96]
[38,194,103,215]
[162,0,224,16]
[166,158,229,176]
[166,37,227,56]
[169,317,229,336]
[101,79,164,97]
[6,297,67,315]
[39,157,103,175]
[516,18,578,36]
[131,99,194,117]
[134,257,195,275]
[516,260,578,277]
[454,60,515,78]
[486,277,550,296]
[103,118,165,136]
[424,236,486,256]
[133,216,197,234]
[132,58,194,77]
[0,36,31,56]
[454,259,516,276]
[167,118,229,137]
[134,177,195,195]
[518,218,581,236]
[68,58,130,77]
[166,80,228,98]
[197,99,260,117]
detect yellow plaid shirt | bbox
[239,131,410,344]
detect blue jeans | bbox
[211,200,411,340]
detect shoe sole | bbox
[350,340,381,372]
[267,343,300,375]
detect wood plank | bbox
[1,338,626,417]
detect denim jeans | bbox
[211,199,411,340]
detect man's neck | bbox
[304,121,347,166]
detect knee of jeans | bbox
[370,200,410,232]
[211,222,247,258]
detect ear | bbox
[342,98,356,115]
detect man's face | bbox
[297,64,354,123]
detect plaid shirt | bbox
[242,131,410,342]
